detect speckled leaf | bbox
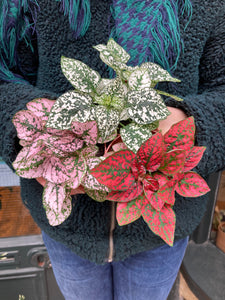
[141,62,180,83]
[43,182,72,226]
[95,106,120,140]
[141,199,175,246]
[116,200,141,226]
[71,120,98,145]
[153,173,176,206]
[120,123,153,153]
[95,78,126,110]
[61,56,101,93]
[82,157,109,191]
[66,156,87,189]
[81,145,99,158]
[183,146,206,172]
[97,129,117,144]
[90,150,136,190]
[127,89,170,124]
[112,142,127,152]
[13,110,43,142]
[107,181,143,202]
[42,133,84,156]
[159,150,186,175]
[94,39,130,65]
[47,91,93,129]
[13,145,45,173]
[164,117,195,152]
[176,172,210,197]
[84,188,107,202]
[42,157,71,184]
[137,132,165,172]
[26,98,55,121]
[128,69,152,90]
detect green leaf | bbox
[127,89,170,124]
[120,123,153,153]
[61,56,101,93]
[93,39,130,73]
[128,69,152,90]
[155,90,183,102]
[107,39,130,63]
[140,62,181,83]
[94,106,120,140]
[84,188,108,202]
[47,91,93,129]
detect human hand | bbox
[36,177,85,195]
[158,106,187,135]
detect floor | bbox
[179,273,198,300]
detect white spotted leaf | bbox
[61,56,101,93]
[127,89,170,124]
[120,123,153,153]
[47,91,93,129]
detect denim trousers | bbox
[42,231,188,300]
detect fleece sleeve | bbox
[165,12,225,177]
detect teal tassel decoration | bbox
[0,0,39,83]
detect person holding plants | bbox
[1,0,225,299]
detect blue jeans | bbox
[42,232,188,300]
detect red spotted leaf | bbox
[107,181,143,202]
[116,200,142,226]
[175,172,210,197]
[13,110,42,142]
[43,182,72,226]
[183,146,206,172]
[159,149,186,175]
[90,150,136,190]
[153,173,176,206]
[141,200,176,246]
[164,117,195,153]
[137,132,165,172]
[26,98,55,121]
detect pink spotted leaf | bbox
[71,120,98,145]
[43,182,72,226]
[13,110,43,142]
[26,98,55,121]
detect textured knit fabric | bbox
[0,0,225,264]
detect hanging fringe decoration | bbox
[56,0,91,38]
[0,0,192,83]
[110,0,192,72]
[0,0,39,83]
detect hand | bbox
[158,107,187,135]
[36,177,85,195]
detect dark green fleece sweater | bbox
[1,0,225,264]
